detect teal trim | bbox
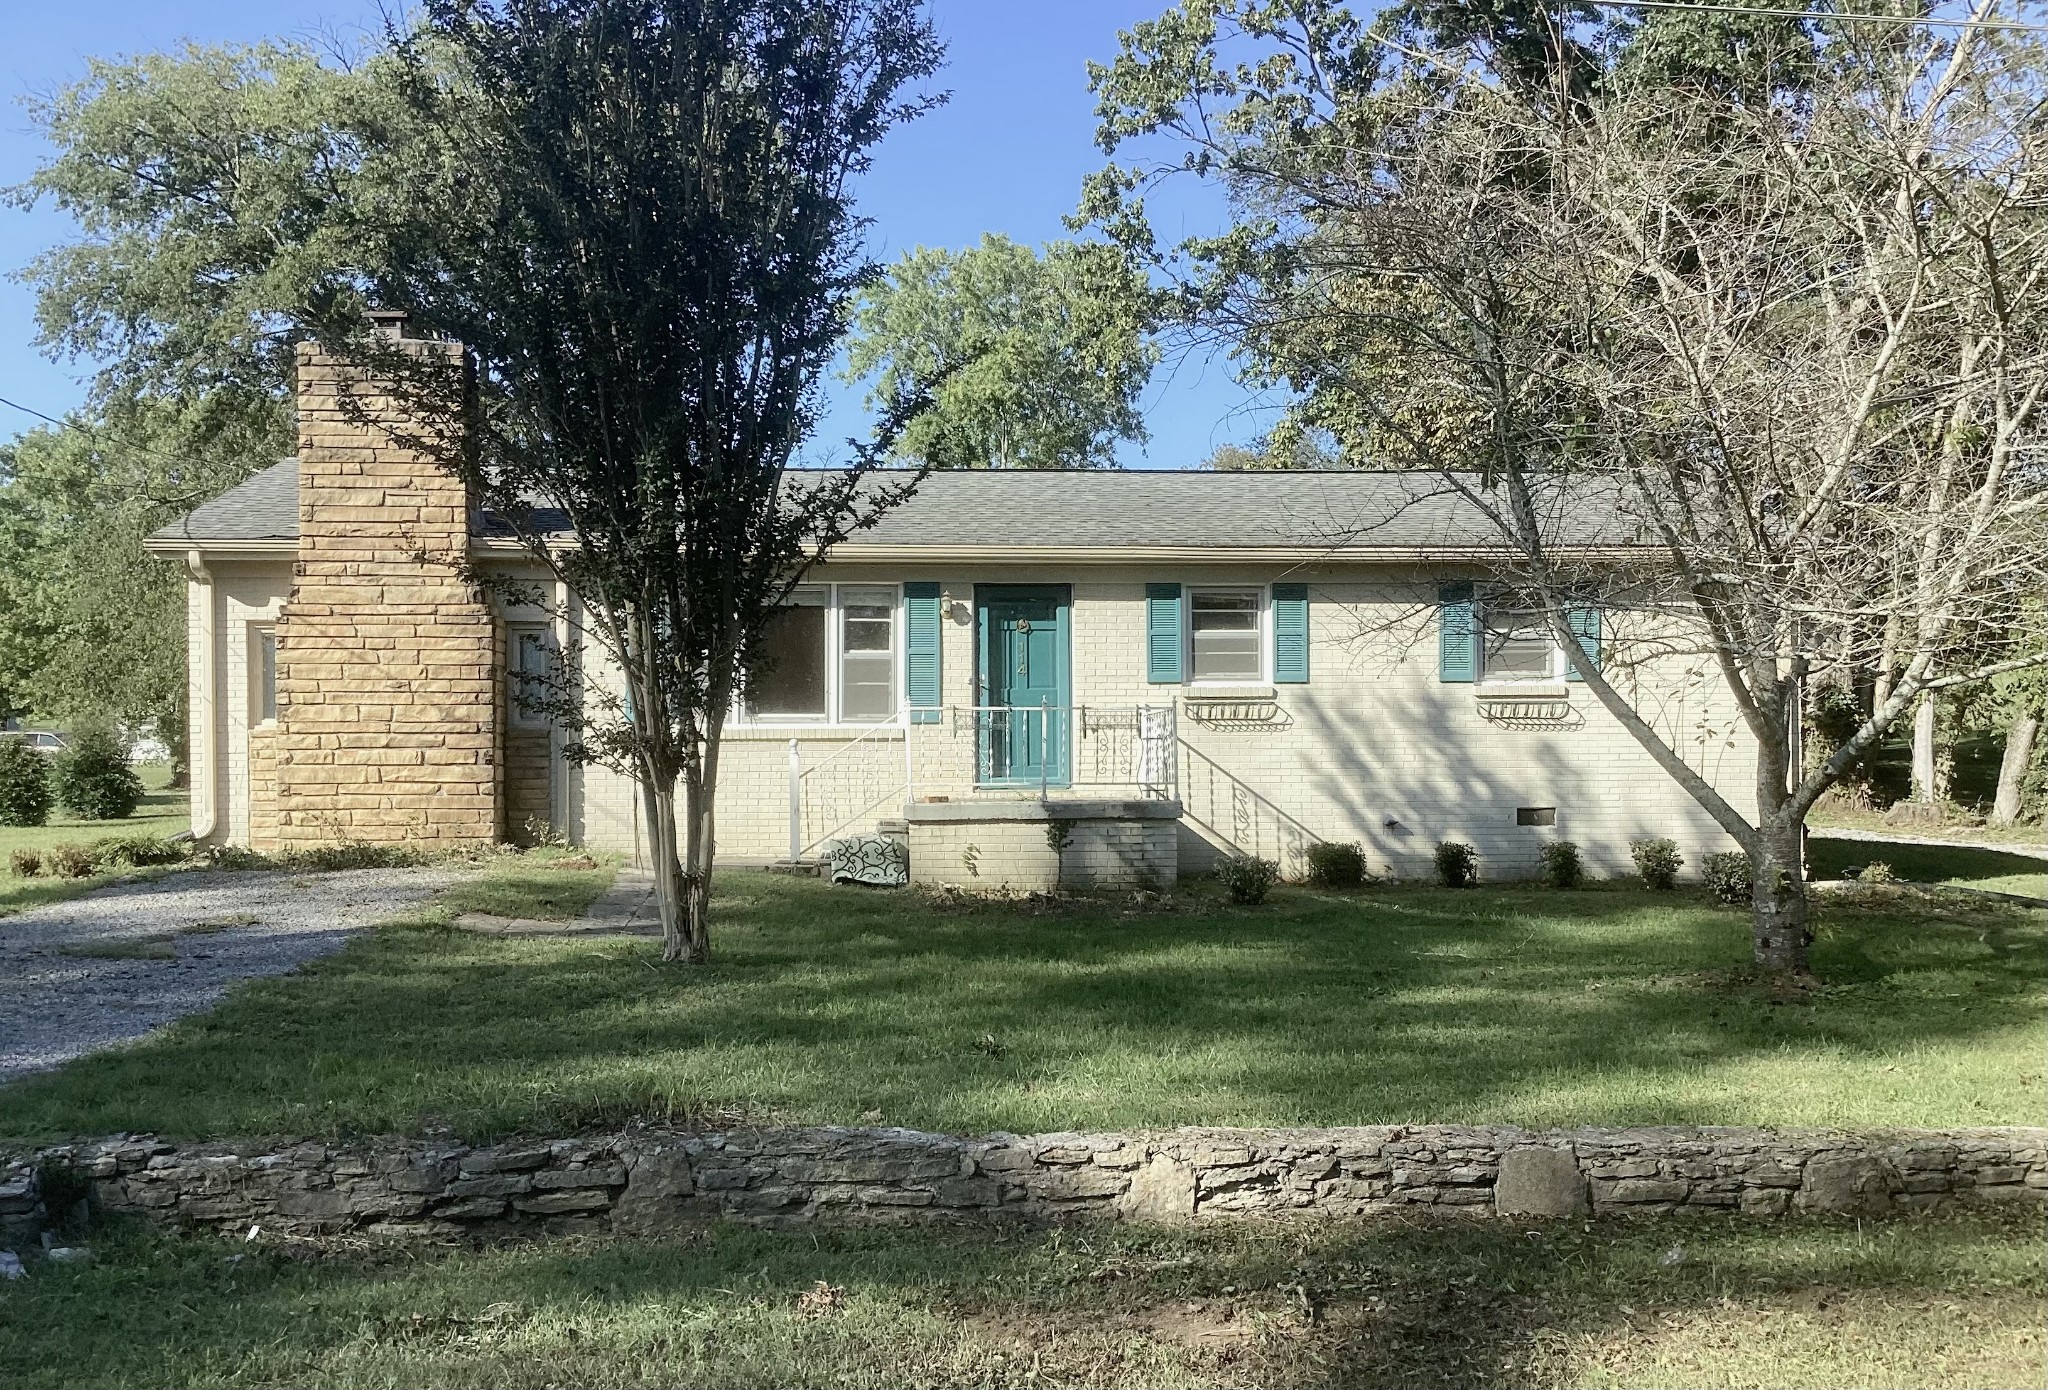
[1566,603,1601,682]
[1271,583,1309,683]
[904,582,942,723]
[1438,583,1477,682]
[1146,583,1183,683]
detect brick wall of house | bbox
[270,340,501,848]
[567,563,1755,882]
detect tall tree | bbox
[339,0,943,962]
[1088,0,2048,972]
[6,41,414,745]
[842,234,1157,468]
[0,402,278,774]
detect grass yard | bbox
[2,869,2040,1144]
[0,764,187,919]
[1809,836,2047,899]
[1,1206,2038,1389]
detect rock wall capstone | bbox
[6,1124,2041,1245]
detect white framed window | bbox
[1479,594,1565,682]
[508,625,555,728]
[250,625,278,725]
[745,584,900,724]
[1188,588,1263,683]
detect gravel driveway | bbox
[0,867,466,1084]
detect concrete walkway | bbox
[450,868,659,936]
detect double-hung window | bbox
[1480,594,1564,682]
[747,584,900,724]
[1188,588,1262,683]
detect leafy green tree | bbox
[0,402,285,776]
[842,235,1157,468]
[5,41,408,759]
[339,0,944,962]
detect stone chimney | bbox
[269,322,501,848]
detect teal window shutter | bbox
[904,582,942,723]
[1146,583,1183,683]
[1438,583,1477,682]
[1271,584,1309,684]
[1565,603,1601,682]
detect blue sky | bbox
[0,0,1279,468]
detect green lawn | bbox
[1809,835,2047,898]
[3,871,2040,1143]
[0,764,187,919]
[1,1207,2038,1389]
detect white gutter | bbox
[184,550,220,843]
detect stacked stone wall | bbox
[8,1124,2038,1246]
[272,343,500,848]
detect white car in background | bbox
[10,730,69,754]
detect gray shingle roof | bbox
[147,459,300,545]
[152,463,1638,552]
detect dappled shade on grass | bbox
[1,871,2040,1142]
[1808,835,2046,898]
[0,1207,2039,1390]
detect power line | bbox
[0,393,72,430]
[1583,0,2048,33]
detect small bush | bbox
[89,834,188,869]
[9,848,43,878]
[1539,840,1584,889]
[1305,841,1368,889]
[46,842,98,879]
[1702,850,1753,904]
[1631,837,1683,890]
[51,726,143,821]
[1859,860,1900,886]
[278,841,430,872]
[1434,841,1478,888]
[0,737,54,827]
[1217,855,1279,905]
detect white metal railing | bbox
[787,720,908,861]
[782,703,1178,861]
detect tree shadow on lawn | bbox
[7,1207,2039,1390]
[4,871,2040,1142]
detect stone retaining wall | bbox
[6,1124,2041,1245]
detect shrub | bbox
[278,841,431,872]
[1305,841,1368,889]
[1630,837,1683,890]
[1539,840,1584,889]
[89,834,188,869]
[46,842,97,879]
[9,848,43,878]
[0,737,54,827]
[1216,855,1279,905]
[1434,841,1478,887]
[1702,850,1753,904]
[1859,860,1899,886]
[51,726,143,821]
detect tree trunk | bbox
[1910,691,1939,803]
[640,765,694,963]
[1751,716,1811,975]
[672,764,713,965]
[1750,818,1809,974]
[1991,705,2041,828]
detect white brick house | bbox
[147,343,1753,886]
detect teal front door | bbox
[977,585,1071,787]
